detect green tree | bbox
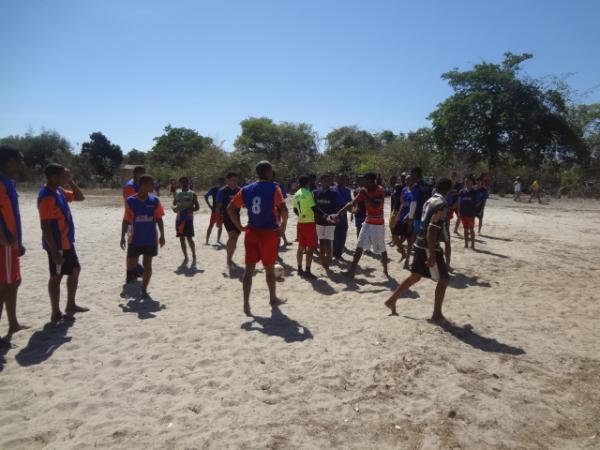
[148,125,217,168]
[124,149,147,165]
[0,130,73,173]
[429,52,586,170]
[325,126,380,152]
[80,132,123,179]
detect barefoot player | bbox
[204,178,224,245]
[217,172,241,266]
[458,176,477,249]
[38,164,88,322]
[313,173,339,270]
[385,177,452,322]
[292,175,317,278]
[173,176,199,265]
[123,165,145,282]
[0,146,26,335]
[226,161,288,316]
[121,175,165,298]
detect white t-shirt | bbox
[514,181,522,193]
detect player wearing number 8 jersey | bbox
[227,160,288,316]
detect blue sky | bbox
[1,0,599,152]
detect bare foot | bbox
[304,270,317,280]
[8,323,29,335]
[270,298,287,307]
[243,301,251,317]
[429,314,447,325]
[384,298,398,316]
[344,270,355,279]
[66,304,89,314]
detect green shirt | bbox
[293,187,316,224]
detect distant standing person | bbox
[292,175,317,278]
[123,165,145,282]
[529,179,542,204]
[0,146,26,335]
[227,161,288,316]
[121,175,165,298]
[334,172,388,278]
[38,164,88,322]
[274,174,291,246]
[384,178,453,322]
[458,176,477,249]
[204,178,224,245]
[333,174,352,260]
[392,174,415,262]
[169,180,177,197]
[406,167,432,269]
[313,173,339,270]
[513,177,522,201]
[173,176,199,265]
[154,179,161,197]
[475,176,489,234]
[352,176,367,237]
[217,172,242,267]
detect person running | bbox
[384,177,452,322]
[458,176,477,249]
[513,177,522,201]
[389,183,403,245]
[334,172,388,278]
[392,174,415,262]
[292,175,317,278]
[529,179,542,204]
[406,167,432,269]
[173,176,199,265]
[123,166,145,281]
[332,174,352,260]
[204,178,224,245]
[216,172,241,267]
[313,173,339,270]
[226,161,288,316]
[352,176,367,237]
[0,146,26,335]
[475,176,489,234]
[120,175,165,298]
[38,164,88,322]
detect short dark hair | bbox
[139,174,155,186]
[133,166,145,175]
[411,167,423,178]
[255,160,272,179]
[0,145,23,167]
[298,175,309,187]
[179,176,189,183]
[44,163,65,179]
[436,177,452,195]
[363,172,377,182]
[320,172,333,181]
[226,172,238,179]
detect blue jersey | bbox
[411,179,433,218]
[333,185,352,206]
[398,186,412,221]
[231,181,284,230]
[125,194,165,246]
[458,188,477,218]
[0,175,22,247]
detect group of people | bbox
[513,176,543,203]
[0,141,493,337]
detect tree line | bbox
[2,53,598,194]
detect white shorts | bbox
[316,224,336,241]
[357,223,386,254]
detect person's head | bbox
[179,176,189,190]
[44,163,66,186]
[298,175,309,188]
[451,171,458,182]
[356,175,366,188]
[399,173,406,185]
[0,145,25,178]
[138,174,155,194]
[225,172,238,187]
[133,165,145,182]
[410,167,423,180]
[320,173,333,189]
[363,172,377,188]
[255,160,273,181]
[516,176,521,181]
[465,176,475,189]
[336,173,348,187]
[405,174,414,188]
[435,177,452,196]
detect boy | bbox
[38,164,88,322]
[384,178,452,322]
[173,176,199,264]
[120,175,165,297]
[204,178,224,245]
[529,179,542,204]
[352,176,367,237]
[293,175,317,278]
[217,172,241,266]
[227,161,288,316]
[334,172,388,278]
[0,146,26,335]
[392,174,414,262]
[406,167,432,269]
[513,177,522,201]
[332,174,352,260]
[123,166,145,281]
[475,176,489,234]
[313,173,339,270]
[445,172,461,265]
[458,176,477,249]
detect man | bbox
[173,176,199,265]
[384,178,453,322]
[529,179,542,204]
[38,164,88,322]
[123,166,145,281]
[513,177,522,201]
[391,174,414,262]
[227,161,288,316]
[217,172,241,267]
[334,173,388,278]
[0,146,26,335]
[445,172,461,264]
[475,176,489,234]
[352,176,367,237]
[406,167,432,269]
[292,175,317,278]
[204,178,224,245]
[313,173,339,270]
[458,176,477,249]
[120,175,165,298]
[273,173,291,246]
[332,174,352,260]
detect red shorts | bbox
[447,208,457,220]
[0,245,21,285]
[244,228,279,267]
[297,223,317,249]
[461,217,475,229]
[209,211,219,225]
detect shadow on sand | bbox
[450,273,492,289]
[480,234,513,242]
[119,283,166,319]
[241,306,313,343]
[174,262,204,277]
[15,321,75,366]
[473,248,509,259]
[437,321,525,355]
[0,336,13,372]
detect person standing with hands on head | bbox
[334,172,389,278]
[385,178,452,322]
[173,176,199,265]
[227,161,288,316]
[332,174,352,260]
[38,164,88,323]
[204,178,224,245]
[121,175,165,298]
[216,172,241,267]
[123,166,145,282]
[0,146,26,336]
[292,175,317,278]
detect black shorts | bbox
[393,220,410,238]
[47,248,80,277]
[127,244,158,258]
[411,247,449,280]
[176,221,195,238]
[223,216,241,234]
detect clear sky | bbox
[1,0,599,152]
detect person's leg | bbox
[470,227,475,249]
[226,231,239,266]
[305,248,314,276]
[347,248,363,278]
[187,237,197,262]
[141,255,153,297]
[431,278,449,322]
[265,265,283,306]
[66,266,88,314]
[48,275,63,322]
[3,283,23,334]
[404,235,415,268]
[242,263,255,316]
[382,251,389,276]
[478,213,484,234]
[216,224,223,244]
[320,240,331,269]
[205,223,214,244]
[454,216,461,234]
[179,236,188,261]
[296,245,305,274]
[384,273,421,315]
[463,223,469,248]
[444,223,452,266]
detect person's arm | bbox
[64,170,84,201]
[227,190,245,233]
[0,218,16,246]
[120,219,129,250]
[204,189,215,211]
[157,219,165,247]
[279,203,289,236]
[426,211,443,267]
[193,193,200,212]
[41,219,64,265]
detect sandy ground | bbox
[1,191,599,450]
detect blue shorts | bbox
[412,219,422,236]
